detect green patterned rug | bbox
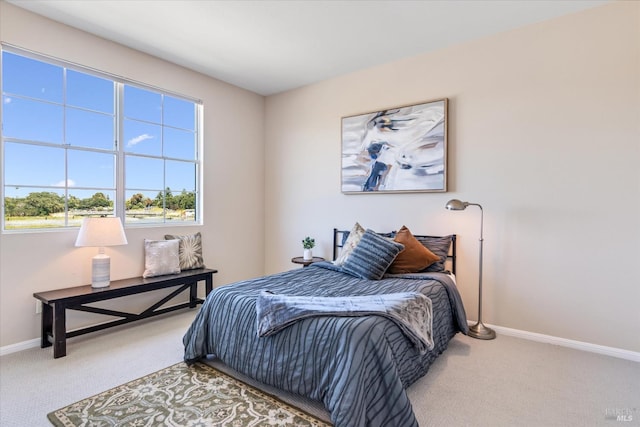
[47,361,331,426]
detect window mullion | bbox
[115,82,125,220]
[62,67,68,226]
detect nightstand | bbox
[291,256,325,267]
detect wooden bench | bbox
[33,268,217,358]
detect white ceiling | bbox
[9,0,609,96]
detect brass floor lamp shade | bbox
[445,199,496,340]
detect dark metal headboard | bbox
[332,228,457,274]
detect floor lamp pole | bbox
[468,203,496,340]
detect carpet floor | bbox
[1,310,638,426]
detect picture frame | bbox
[341,98,448,193]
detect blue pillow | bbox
[414,235,453,272]
[342,229,404,280]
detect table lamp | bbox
[75,217,128,288]
[445,199,496,340]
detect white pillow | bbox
[333,222,365,266]
[143,239,181,278]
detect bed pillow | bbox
[164,232,204,270]
[143,239,181,278]
[341,229,393,245]
[414,235,453,272]
[387,226,440,274]
[342,229,404,280]
[333,222,365,265]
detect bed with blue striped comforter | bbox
[183,261,468,427]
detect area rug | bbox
[47,361,332,426]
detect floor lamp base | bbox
[468,322,496,340]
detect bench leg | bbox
[41,303,53,348]
[189,282,198,308]
[52,303,67,358]
[205,275,213,296]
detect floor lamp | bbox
[445,199,496,340]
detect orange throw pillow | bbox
[388,225,440,274]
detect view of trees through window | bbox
[4,188,195,229]
[1,48,201,230]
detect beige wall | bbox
[264,2,640,352]
[1,1,638,354]
[0,2,266,348]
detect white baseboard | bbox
[1,303,201,357]
[3,323,639,362]
[0,338,40,357]
[471,321,640,363]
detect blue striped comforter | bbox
[183,262,468,427]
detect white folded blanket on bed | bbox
[256,290,434,353]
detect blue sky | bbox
[2,51,197,201]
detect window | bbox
[1,47,201,231]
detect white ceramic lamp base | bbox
[91,254,111,288]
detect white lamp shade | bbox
[75,217,128,247]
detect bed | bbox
[183,226,468,427]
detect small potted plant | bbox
[302,236,315,260]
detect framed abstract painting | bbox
[341,98,448,193]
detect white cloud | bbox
[53,179,76,187]
[3,97,11,104]
[128,133,154,146]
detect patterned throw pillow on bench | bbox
[164,232,205,270]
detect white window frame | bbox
[1,45,203,232]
